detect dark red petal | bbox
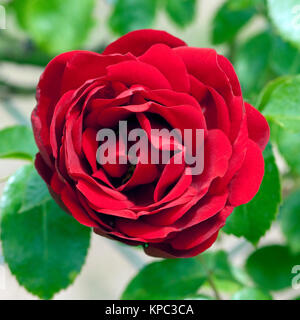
[174,47,233,100]
[153,153,185,202]
[174,192,229,230]
[60,186,99,227]
[228,139,265,206]
[189,75,208,102]
[142,198,198,226]
[77,179,132,211]
[50,172,65,195]
[35,152,53,185]
[209,115,248,194]
[139,44,190,92]
[92,168,115,188]
[170,215,224,250]
[107,60,172,90]
[116,219,170,241]
[203,87,231,136]
[82,128,98,172]
[148,89,201,109]
[102,139,129,179]
[158,169,192,204]
[245,103,270,150]
[36,51,82,112]
[118,161,159,192]
[49,90,75,158]
[228,95,245,142]
[103,29,186,56]
[136,113,184,152]
[217,54,242,96]
[193,129,232,189]
[60,52,133,93]
[134,185,198,213]
[32,51,86,164]
[97,102,151,127]
[148,103,207,153]
[144,232,219,258]
[169,205,233,251]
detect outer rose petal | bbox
[103,29,186,56]
[60,186,99,228]
[174,47,235,100]
[170,214,226,250]
[35,153,53,185]
[60,52,133,94]
[245,103,270,150]
[144,232,219,258]
[228,139,265,206]
[217,55,242,96]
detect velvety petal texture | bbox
[31,29,269,258]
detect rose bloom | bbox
[32,30,269,258]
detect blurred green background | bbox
[0,0,300,300]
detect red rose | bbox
[32,29,269,258]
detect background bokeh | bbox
[0,0,300,300]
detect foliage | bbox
[0,165,91,299]
[10,0,96,55]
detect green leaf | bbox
[0,126,37,160]
[267,0,300,49]
[257,76,291,111]
[205,278,241,294]
[202,250,239,283]
[11,0,96,54]
[223,144,281,244]
[234,31,273,99]
[109,0,157,35]
[121,250,244,300]
[201,252,249,294]
[232,287,273,300]
[270,34,300,76]
[280,190,300,254]
[19,169,51,213]
[0,165,91,299]
[121,258,207,300]
[246,245,300,291]
[228,0,264,10]
[276,128,300,175]
[262,75,300,132]
[212,2,256,45]
[165,0,196,27]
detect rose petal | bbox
[245,102,270,150]
[60,185,99,227]
[174,47,233,100]
[107,60,172,90]
[139,44,190,92]
[103,29,186,56]
[228,139,265,206]
[82,128,98,172]
[144,231,219,258]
